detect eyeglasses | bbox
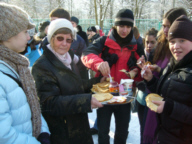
[55,36,73,43]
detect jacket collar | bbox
[169,51,192,72]
[44,46,69,69]
[0,60,20,79]
[105,29,137,50]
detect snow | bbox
[89,109,140,144]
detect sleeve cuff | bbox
[144,76,156,86]
[163,99,174,115]
[37,132,50,144]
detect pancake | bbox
[144,61,152,65]
[106,77,114,82]
[91,81,110,93]
[92,93,113,102]
[129,71,136,79]
[145,93,163,112]
[107,96,127,104]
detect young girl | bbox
[0,3,50,144]
[143,15,192,144]
[137,8,187,144]
[136,28,158,144]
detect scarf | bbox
[47,44,79,69]
[0,45,41,138]
[112,29,133,48]
[143,109,157,144]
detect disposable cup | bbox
[120,79,134,93]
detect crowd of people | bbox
[0,2,192,144]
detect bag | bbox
[131,88,138,113]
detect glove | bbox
[37,132,51,144]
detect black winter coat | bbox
[88,33,100,45]
[71,34,89,80]
[146,51,192,144]
[32,47,101,144]
[77,25,89,46]
[39,35,89,80]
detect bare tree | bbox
[93,0,111,29]
[94,0,98,25]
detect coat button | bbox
[168,78,170,80]
[158,141,160,143]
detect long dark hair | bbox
[153,7,187,64]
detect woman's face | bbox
[116,25,132,38]
[3,29,30,53]
[162,19,171,39]
[145,35,157,53]
[169,38,192,61]
[51,33,73,55]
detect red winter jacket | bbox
[81,30,144,84]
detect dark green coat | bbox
[32,47,101,144]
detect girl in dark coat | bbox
[137,8,188,144]
[32,19,104,144]
[142,15,192,144]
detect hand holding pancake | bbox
[91,97,103,109]
[145,93,164,112]
[149,64,161,72]
[127,68,138,79]
[152,100,165,113]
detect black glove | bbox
[127,52,137,68]
[136,81,146,92]
[37,132,51,144]
[101,47,118,67]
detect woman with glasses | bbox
[32,19,104,144]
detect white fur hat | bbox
[47,18,76,43]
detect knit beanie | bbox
[71,16,79,25]
[0,3,35,41]
[47,18,76,43]
[27,16,36,37]
[168,15,192,42]
[89,26,97,33]
[115,9,134,27]
[38,21,50,32]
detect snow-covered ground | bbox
[89,109,140,144]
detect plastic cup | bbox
[120,79,134,94]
